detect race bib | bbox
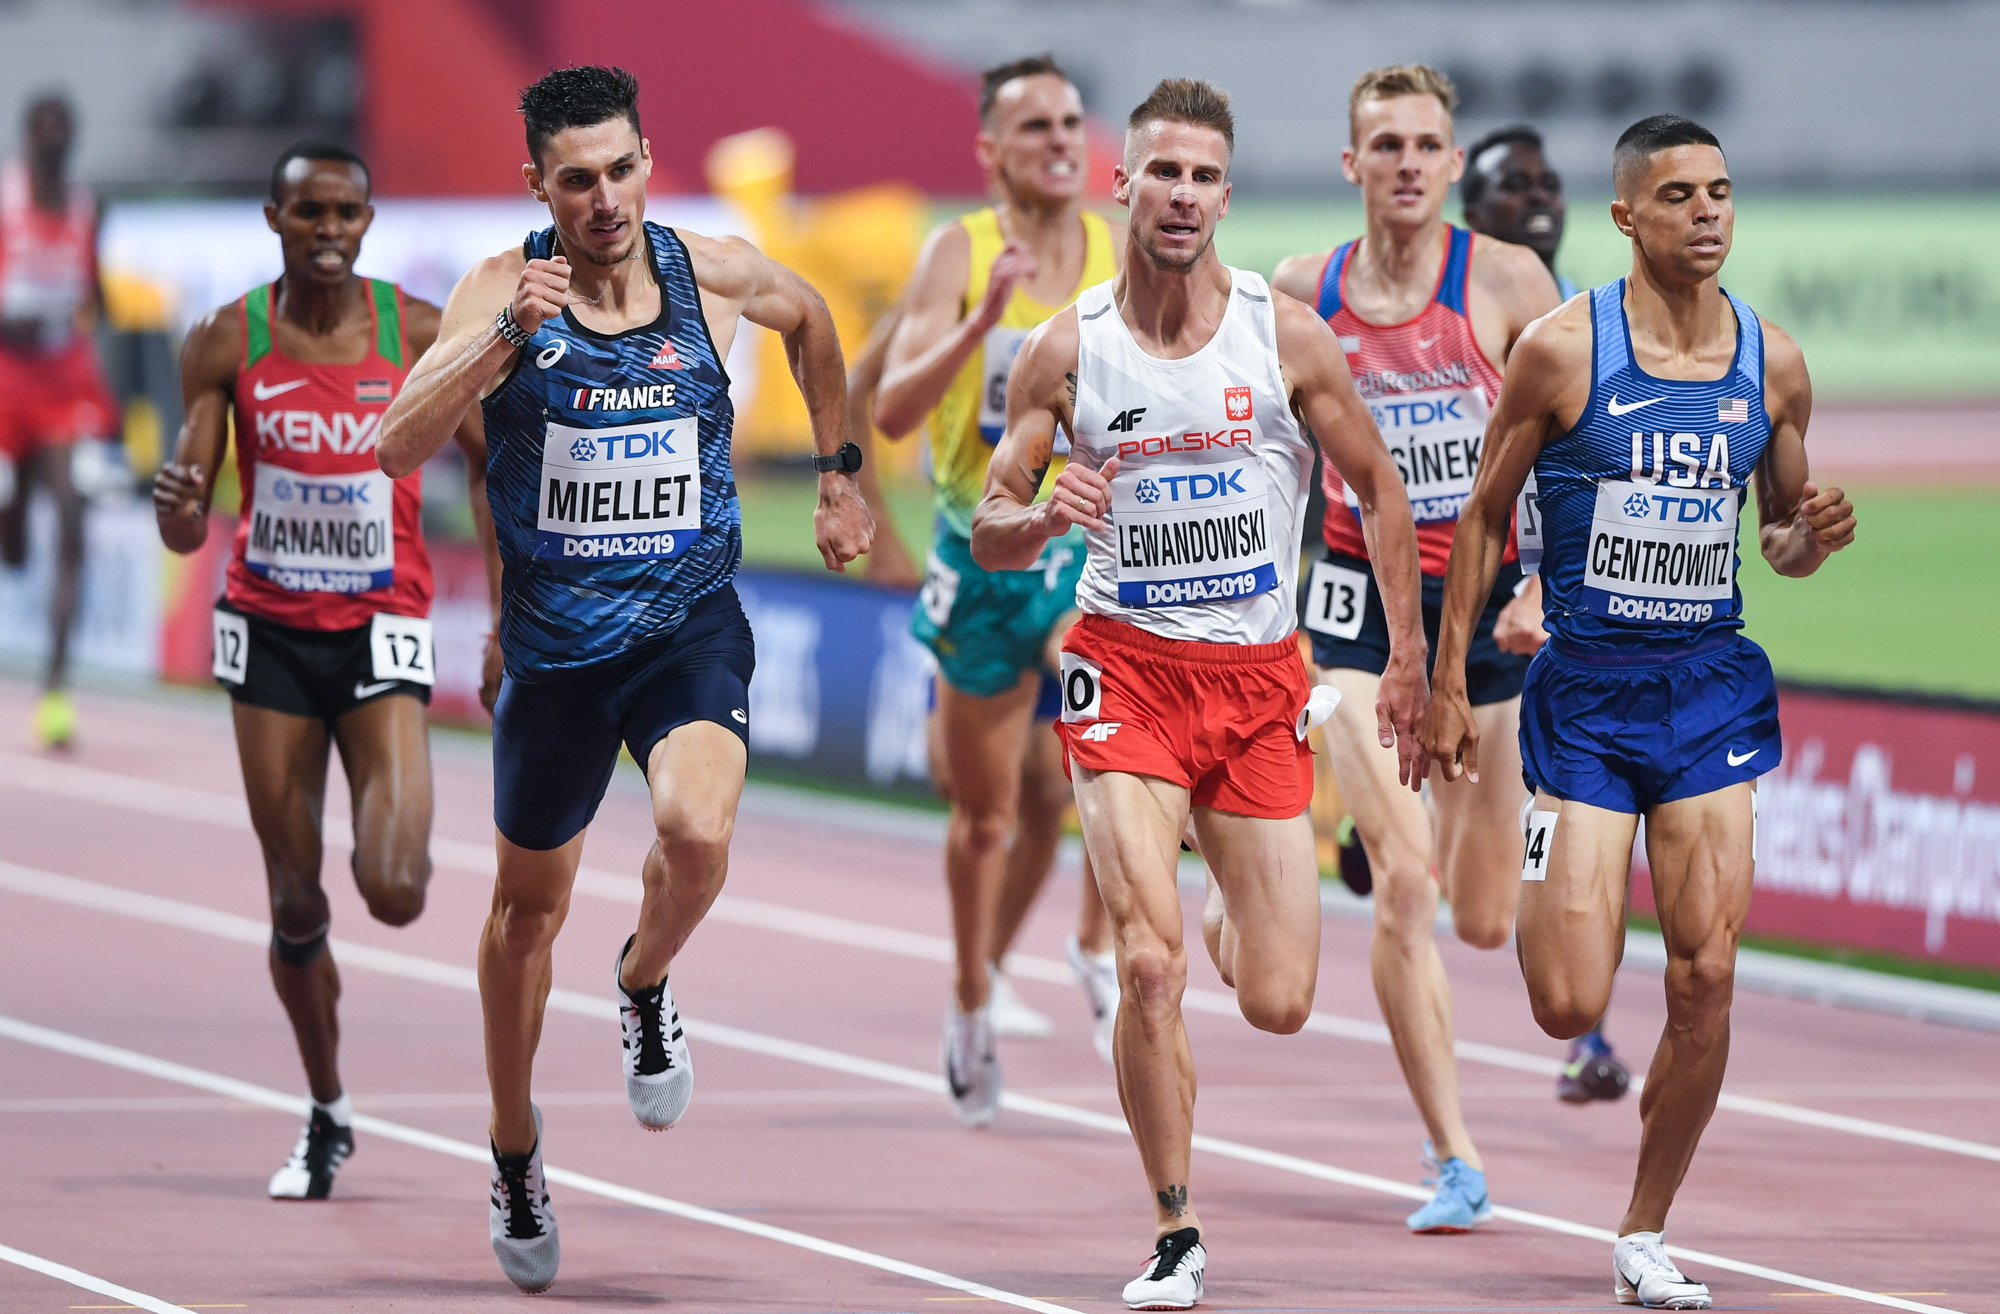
[1304,559,1368,640]
[1515,470,1544,574]
[1583,480,1738,626]
[244,462,395,593]
[919,549,960,629]
[537,417,701,562]
[977,326,1031,445]
[1058,651,1103,723]
[369,613,435,687]
[1521,809,1558,882]
[1344,387,1490,524]
[212,608,248,684]
[1112,457,1277,609]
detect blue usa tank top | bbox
[1535,280,1771,656]
[481,222,740,676]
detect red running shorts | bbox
[0,338,118,462]
[1054,613,1313,820]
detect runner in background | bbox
[154,140,501,1201]
[875,55,1121,1118]
[0,93,122,748]
[1461,123,1631,1105]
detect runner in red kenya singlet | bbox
[1271,64,1561,1233]
[155,142,501,1203]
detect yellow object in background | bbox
[122,396,163,479]
[100,269,174,333]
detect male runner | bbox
[1270,65,1560,1231]
[1422,114,1855,1309]
[1462,123,1632,1104]
[874,55,1120,1116]
[0,93,120,747]
[155,140,501,1200]
[973,79,1425,1308]
[377,65,869,1293]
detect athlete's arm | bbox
[378,249,564,479]
[1753,321,1854,578]
[1473,242,1563,650]
[875,222,1034,438]
[1268,250,1333,309]
[970,311,1102,570]
[154,306,239,555]
[1274,294,1428,782]
[846,308,921,588]
[682,230,871,572]
[1420,305,1588,782]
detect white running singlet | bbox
[1069,268,1315,645]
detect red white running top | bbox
[1314,224,1513,576]
[1068,268,1316,645]
[0,161,96,354]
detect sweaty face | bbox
[1617,144,1731,281]
[1465,140,1565,261]
[1343,94,1461,228]
[1116,121,1230,273]
[979,74,1086,205]
[529,119,651,267]
[265,160,373,288]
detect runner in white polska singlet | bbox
[970,79,1428,1311]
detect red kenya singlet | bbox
[1315,225,1512,576]
[225,280,432,630]
[0,161,96,351]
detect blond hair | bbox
[1348,64,1457,144]
[1126,77,1235,156]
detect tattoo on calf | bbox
[1157,1184,1189,1217]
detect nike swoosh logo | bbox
[252,378,308,401]
[1416,335,1440,349]
[354,680,399,700]
[1607,395,1663,417]
[1727,748,1759,766]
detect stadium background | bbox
[2,0,1997,980]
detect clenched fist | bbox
[511,256,571,337]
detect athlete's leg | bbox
[1318,665,1479,1167]
[1189,808,1319,1035]
[1077,852,1110,951]
[233,700,342,1103]
[37,441,85,693]
[1075,764,1202,1238]
[1623,783,1754,1234]
[483,831,584,1154]
[989,716,1069,961]
[331,693,434,927]
[1430,697,1526,950]
[1514,792,1638,1041]
[936,673,1039,1012]
[618,722,749,988]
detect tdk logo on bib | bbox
[537,417,702,562]
[270,476,376,506]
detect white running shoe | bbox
[987,965,1054,1040]
[1066,934,1119,1065]
[490,1104,559,1293]
[942,1005,1001,1127]
[616,934,693,1130]
[1614,1232,1711,1309]
[267,1106,353,1200]
[1123,1227,1204,1310]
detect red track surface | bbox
[1,680,1995,1314]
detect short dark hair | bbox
[269,139,370,203]
[518,65,641,166]
[1461,125,1543,207]
[1613,114,1722,192]
[1126,78,1234,157]
[979,54,1071,124]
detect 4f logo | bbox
[1107,406,1147,433]
[1224,386,1251,421]
[1077,722,1121,742]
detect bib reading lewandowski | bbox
[537,417,701,561]
[1113,456,1277,608]
[244,463,395,593]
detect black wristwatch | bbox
[811,441,863,475]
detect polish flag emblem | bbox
[1224,386,1252,421]
[648,339,686,370]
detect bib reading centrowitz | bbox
[1112,456,1277,609]
[536,417,702,562]
[243,463,396,593]
[1582,479,1738,627]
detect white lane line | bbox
[0,1241,191,1314]
[0,1013,1075,1314]
[0,861,1966,1314]
[6,752,1991,1167]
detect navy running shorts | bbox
[1306,551,1529,707]
[492,584,755,850]
[1518,633,1781,814]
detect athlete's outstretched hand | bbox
[976,244,1037,330]
[1493,589,1548,656]
[511,256,571,336]
[1417,681,1480,786]
[1035,455,1118,534]
[815,472,875,573]
[1378,650,1432,788]
[1798,481,1856,553]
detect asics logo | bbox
[1607,395,1663,417]
[730,708,746,723]
[252,378,309,401]
[1726,748,1759,766]
[536,340,568,369]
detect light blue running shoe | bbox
[1405,1140,1493,1233]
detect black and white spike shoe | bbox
[616,934,693,1130]
[1123,1227,1205,1310]
[267,1107,354,1200]
[490,1104,559,1293]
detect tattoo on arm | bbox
[1156,1184,1188,1217]
[1065,371,1078,404]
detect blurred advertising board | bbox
[0,495,160,676]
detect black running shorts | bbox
[1305,550,1530,707]
[213,598,431,723]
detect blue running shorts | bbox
[492,584,755,850]
[1518,633,1781,814]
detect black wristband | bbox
[495,305,533,348]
